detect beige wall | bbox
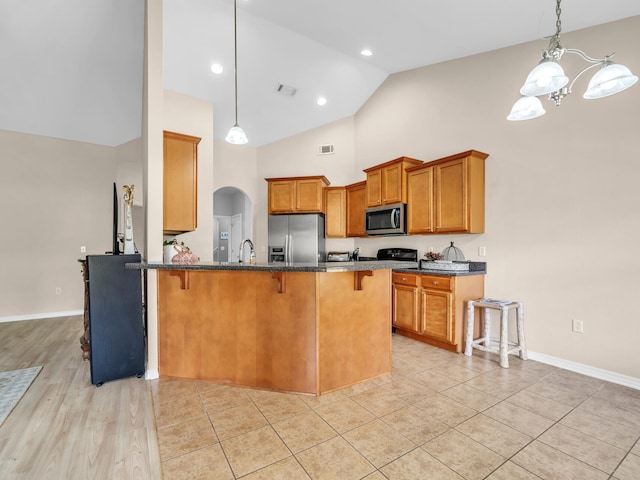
[253,17,640,380]
[0,130,118,319]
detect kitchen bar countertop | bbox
[128,260,486,276]
[128,259,418,272]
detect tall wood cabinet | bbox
[364,157,422,207]
[324,187,347,238]
[266,176,330,214]
[407,150,487,234]
[346,181,366,237]
[163,131,201,235]
[392,271,484,353]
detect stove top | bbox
[376,248,418,261]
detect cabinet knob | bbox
[432,281,439,285]
[402,277,407,281]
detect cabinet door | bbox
[325,187,346,238]
[420,289,453,342]
[269,180,296,213]
[407,167,434,234]
[296,178,324,212]
[366,169,383,207]
[163,131,200,234]
[382,163,403,204]
[435,158,468,232]
[346,182,366,237]
[393,284,420,332]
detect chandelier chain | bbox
[549,0,563,51]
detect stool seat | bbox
[465,298,527,368]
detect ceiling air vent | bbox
[317,144,334,155]
[276,84,297,96]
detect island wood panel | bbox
[317,269,392,393]
[158,270,318,393]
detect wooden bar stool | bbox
[464,298,527,368]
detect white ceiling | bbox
[1,0,639,147]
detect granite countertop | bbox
[392,261,487,277]
[127,260,419,273]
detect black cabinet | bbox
[86,254,144,386]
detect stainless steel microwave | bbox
[365,203,406,235]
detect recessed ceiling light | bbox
[211,63,223,74]
[317,97,327,106]
[360,49,373,57]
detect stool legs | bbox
[464,301,475,356]
[516,302,527,360]
[499,306,509,368]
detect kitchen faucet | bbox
[238,238,256,264]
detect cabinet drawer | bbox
[393,273,419,287]
[420,275,451,291]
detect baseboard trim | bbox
[145,368,159,380]
[0,310,83,324]
[528,350,640,391]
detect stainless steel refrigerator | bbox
[268,214,325,263]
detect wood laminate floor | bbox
[1,316,640,479]
[0,316,161,479]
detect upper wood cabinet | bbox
[346,181,366,237]
[364,157,423,207]
[324,187,347,238]
[406,150,488,234]
[163,131,201,235]
[266,176,330,214]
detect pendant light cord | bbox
[233,0,239,126]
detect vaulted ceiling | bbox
[1,0,638,147]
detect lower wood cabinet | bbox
[392,272,484,352]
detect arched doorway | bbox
[213,187,253,262]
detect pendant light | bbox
[508,0,637,121]
[225,0,248,144]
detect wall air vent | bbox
[317,144,334,155]
[276,84,297,96]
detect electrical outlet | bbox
[55,287,61,295]
[478,246,487,257]
[80,245,86,253]
[572,319,584,333]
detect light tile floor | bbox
[152,334,640,479]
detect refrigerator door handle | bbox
[287,234,292,263]
[285,234,290,263]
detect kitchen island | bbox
[131,260,416,395]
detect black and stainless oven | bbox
[365,203,406,235]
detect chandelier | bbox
[507,0,637,121]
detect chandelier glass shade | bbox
[508,0,637,121]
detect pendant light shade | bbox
[225,124,248,144]
[520,60,569,97]
[507,96,546,121]
[226,0,248,145]
[583,63,638,99]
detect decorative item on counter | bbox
[171,243,199,265]
[423,251,442,261]
[122,185,135,254]
[442,242,465,261]
[163,239,182,263]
